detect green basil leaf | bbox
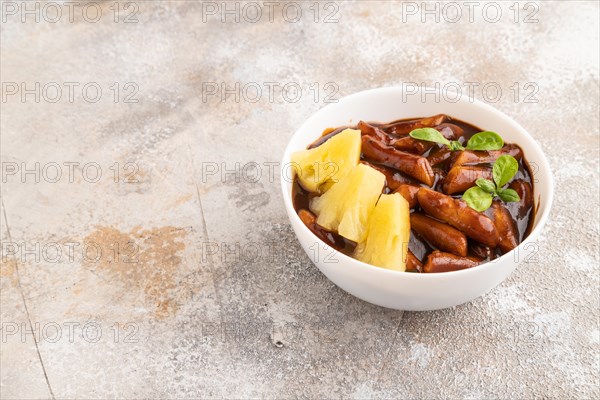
[409,128,451,147]
[475,178,496,194]
[497,188,520,203]
[449,141,465,151]
[466,131,504,151]
[493,155,519,188]
[463,187,493,212]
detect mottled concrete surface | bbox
[0,1,598,399]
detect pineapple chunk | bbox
[291,128,361,193]
[353,193,410,271]
[310,163,385,243]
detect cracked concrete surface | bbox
[1,1,599,398]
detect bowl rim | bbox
[280,86,554,279]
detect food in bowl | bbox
[291,114,535,273]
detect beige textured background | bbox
[1,1,598,398]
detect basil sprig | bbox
[466,131,504,150]
[409,128,504,151]
[409,128,464,151]
[463,155,521,212]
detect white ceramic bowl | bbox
[280,87,553,311]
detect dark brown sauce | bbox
[292,115,536,269]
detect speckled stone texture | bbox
[0,1,598,399]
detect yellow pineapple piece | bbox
[291,129,361,193]
[310,163,385,243]
[353,193,410,271]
